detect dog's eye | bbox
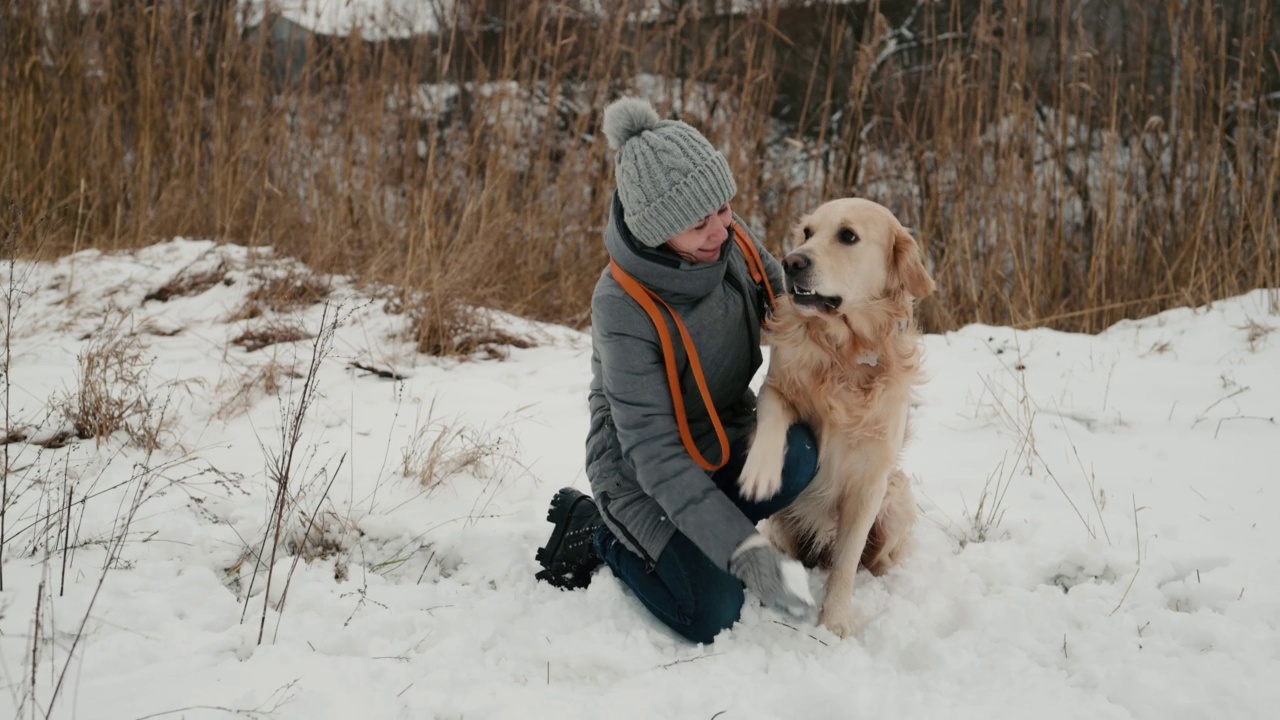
[802,226,813,240]
[838,228,859,245]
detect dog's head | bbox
[782,198,934,317]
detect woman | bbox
[534,97,818,644]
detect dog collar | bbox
[850,316,909,368]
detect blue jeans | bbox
[594,424,818,644]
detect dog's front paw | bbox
[738,443,784,502]
[819,601,862,639]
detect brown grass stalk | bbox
[245,301,338,645]
[1,0,1276,354]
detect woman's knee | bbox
[779,424,819,499]
[679,579,744,644]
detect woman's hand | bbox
[728,534,816,622]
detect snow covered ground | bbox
[1,239,1277,719]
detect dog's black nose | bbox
[783,253,811,275]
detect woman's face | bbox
[665,203,732,264]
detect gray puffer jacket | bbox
[585,193,786,571]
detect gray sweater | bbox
[585,194,786,571]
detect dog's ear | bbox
[892,226,935,299]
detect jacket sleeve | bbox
[590,289,758,571]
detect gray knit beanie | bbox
[602,97,737,248]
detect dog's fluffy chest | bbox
[768,347,915,442]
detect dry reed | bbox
[2,0,1276,347]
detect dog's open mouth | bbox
[790,285,843,313]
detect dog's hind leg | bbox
[861,468,916,575]
[819,469,889,638]
[764,511,831,568]
[760,515,802,559]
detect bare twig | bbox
[1214,415,1276,439]
[0,208,27,592]
[45,461,157,717]
[771,620,830,646]
[133,678,299,719]
[1110,495,1145,616]
[247,302,340,644]
[659,652,723,669]
[273,453,346,643]
[60,475,71,597]
[1051,397,1111,545]
[1192,387,1250,428]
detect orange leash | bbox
[731,222,776,315]
[608,222,775,472]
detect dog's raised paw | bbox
[738,446,784,501]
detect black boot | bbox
[535,487,604,590]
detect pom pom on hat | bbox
[602,98,661,151]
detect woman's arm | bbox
[590,288,757,571]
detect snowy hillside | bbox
[1,240,1277,719]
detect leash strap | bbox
[608,222,775,472]
[731,222,776,315]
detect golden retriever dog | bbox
[738,198,934,638]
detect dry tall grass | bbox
[59,321,174,449]
[2,0,1277,345]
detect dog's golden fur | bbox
[738,198,934,637]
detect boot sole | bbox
[534,566,591,590]
[534,489,592,590]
